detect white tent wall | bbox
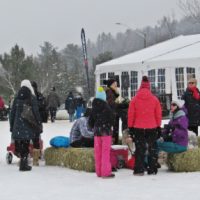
[95,34,200,105]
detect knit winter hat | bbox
[96,87,106,101]
[103,79,117,88]
[21,79,35,95]
[188,78,197,85]
[171,99,185,108]
[140,76,150,89]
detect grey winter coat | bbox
[10,86,43,140]
[46,91,60,109]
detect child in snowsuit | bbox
[88,87,115,178]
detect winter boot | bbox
[19,157,32,171]
[147,168,158,175]
[33,149,40,166]
[102,173,115,179]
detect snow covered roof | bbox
[95,34,200,73]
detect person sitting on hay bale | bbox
[70,108,94,147]
[157,100,188,153]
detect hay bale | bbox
[44,147,95,172]
[44,147,67,166]
[167,148,200,172]
[63,148,95,172]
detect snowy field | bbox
[0,120,200,200]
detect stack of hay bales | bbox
[167,148,200,172]
[44,147,95,172]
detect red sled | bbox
[126,156,135,170]
[6,139,43,164]
[110,145,129,169]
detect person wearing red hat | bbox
[128,76,162,175]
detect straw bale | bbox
[167,148,200,172]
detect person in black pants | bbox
[46,87,60,123]
[10,80,43,171]
[134,129,158,174]
[128,76,162,176]
[70,108,94,147]
[103,79,120,144]
[182,78,200,136]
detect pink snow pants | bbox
[94,135,112,177]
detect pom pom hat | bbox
[140,76,150,89]
[96,87,106,101]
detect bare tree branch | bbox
[0,65,16,94]
[179,0,200,23]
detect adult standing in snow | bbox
[10,80,43,171]
[31,81,47,166]
[70,108,94,147]
[75,93,85,119]
[157,100,188,153]
[103,79,120,144]
[46,86,60,123]
[31,81,48,123]
[88,87,115,178]
[182,78,200,136]
[65,91,76,122]
[128,76,162,175]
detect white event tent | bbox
[95,34,200,114]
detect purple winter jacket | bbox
[162,110,188,147]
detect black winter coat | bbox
[65,94,76,114]
[35,91,48,123]
[182,88,200,126]
[10,86,43,140]
[75,96,84,107]
[88,98,114,136]
[105,88,119,111]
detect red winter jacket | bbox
[128,88,162,129]
[0,96,5,109]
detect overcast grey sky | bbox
[0,0,181,55]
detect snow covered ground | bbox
[0,120,200,200]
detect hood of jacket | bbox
[136,88,153,100]
[172,109,186,120]
[17,86,32,100]
[92,98,107,112]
